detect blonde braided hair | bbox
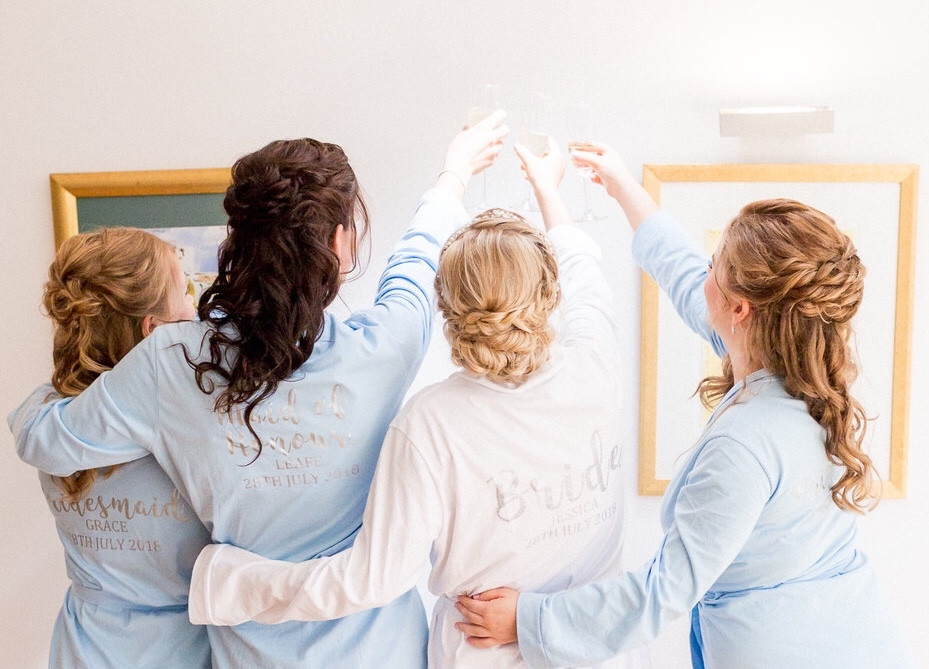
[436,209,560,385]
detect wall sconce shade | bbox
[719,106,835,137]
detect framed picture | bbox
[50,168,231,302]
[638,163,918,499]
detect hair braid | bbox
[436,210,560,386]
[698,199,875,513]
[188,138,368,460]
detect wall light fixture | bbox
[719,106,835,137]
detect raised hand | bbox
[569,142,658,230]
[514,136,565,195]
[440,110,510,197]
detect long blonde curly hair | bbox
[43,227,178,501]
[698,199,875,513]
[435,209,560,386]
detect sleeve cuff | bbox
[415,186,470,243]
[517,591,552,668]
[188,543,222,625]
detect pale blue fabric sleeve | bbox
[631,210,725,357]
[9,337,160,475]
[345,186,469,360]
[515,436,772,668]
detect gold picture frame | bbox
[50,168,231,247]
[638,164,918,499]
[50,168,232,302]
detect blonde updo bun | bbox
[436,209,560,386]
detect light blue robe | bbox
[515,210,912,669]
[10,187,468,668]
[35,451,211,669]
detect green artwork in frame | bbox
[50,168,232,302]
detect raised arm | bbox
[571,143,723,353]
[631,211,723,353]
[352,112,510,359]
[568,143,657,231]
[189,424,441,625]
[514,137,570,233]
[514,139,618,354]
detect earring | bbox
[730,323,736,335]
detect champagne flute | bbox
[567,102,605,222]
[514,92,554,212]
[467,84,501,212]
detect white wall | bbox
[1,2,926,667]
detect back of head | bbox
[214,138,365,315]
[436,209,560,385]
[722,198,865,334]
[711,198,873,511]
[42,227,177,500]
[719,199,865,391]
[44,227,178,397]
[193,138,369,448]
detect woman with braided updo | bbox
[33,228,209,668]
[183,139,647,668]
[438,209,560,386]
[11,113,509,669]
[455,144,912,668]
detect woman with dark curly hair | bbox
[11,112,508,669]
[184,139,646,668]
[453,143,912,668]
[31,227,209,669]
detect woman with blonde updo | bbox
[183,139,646,668]
[456,144,912,668]
[32,227,209,668]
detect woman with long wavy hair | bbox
[34,227,209,668]
[185,139,646,669]
[11,112,509,668]
[454,143,912,668]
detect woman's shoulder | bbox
[708,375,824,463]
[148,319,211,343]
[112,320,218,377]
[399,371,469,407]
[145,320,214,354]
[728,374,810,420]
[391,372,481,427]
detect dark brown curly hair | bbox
[189,138,368,460]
